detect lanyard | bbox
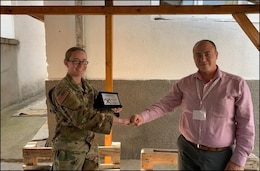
[196,77,220,108]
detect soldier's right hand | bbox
[113,117,131,125]
[130,114,144,127]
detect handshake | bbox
[113,114,144,127]
[111,108,143,126]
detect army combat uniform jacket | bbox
[49,74,114,170]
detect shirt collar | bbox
[65,73,85,92]
[193,65,223,81]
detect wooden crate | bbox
[99,142,121,170]
[140,148,259,171]
[22,141,121,170]
[141,148,178,170]
[245,153,259,171]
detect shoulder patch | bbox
[56,90,69,104]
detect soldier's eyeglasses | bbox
[68,59,89,65]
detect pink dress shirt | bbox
[140,67,255,167]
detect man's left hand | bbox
[225,161,244,171]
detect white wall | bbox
[45,15,77,79]
[45,1,77,79]
[0,1,15,38]
[1,0,47,107]
[46,14,259,80]
[14,1,47,98]
[14,15,47,96]
[1,15,15,39]
[110,15,259,80]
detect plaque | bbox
[94,92,122,117]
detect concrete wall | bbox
[0,0,47,108]
[14,15,47,99]
[1,38,20,107]
[0,16,47,108]
[46,79,259,159]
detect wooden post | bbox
[105,0,113,164]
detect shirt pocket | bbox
[211,96,234,118]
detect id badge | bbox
[193,109,206,120]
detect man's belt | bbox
[190,141,230,152]
[182,135,231,152]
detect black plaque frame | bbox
[94,91,122,110]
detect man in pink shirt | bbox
[130,40,255,170]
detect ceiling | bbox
[0,3,259,50]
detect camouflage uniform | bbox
[49,74,114,170]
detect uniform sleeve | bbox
[54,86,114,135]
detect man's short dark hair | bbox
[193,40,217,51]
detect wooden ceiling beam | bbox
[29,14,44,22]
[232,13,260,51]
[1,5,259,15]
